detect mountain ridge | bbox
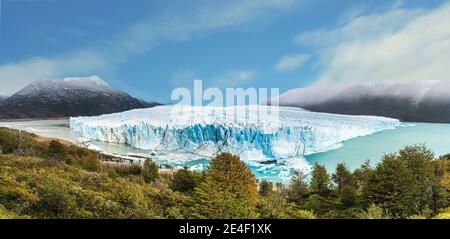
[0,76,161,119]
[270,80,450,123]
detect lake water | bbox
[1,120,449,182]
[306,122,450,172]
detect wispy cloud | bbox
[0,0,299,95]
[275,53,311,71]
[170,69,256,90]
[170,71,199,88]
[296,2,450,85]
[211,70,256,87]
[0,51,109,95]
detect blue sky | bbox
[1,0,449,102]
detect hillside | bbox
[0,76,161,119]
[0,127,449,219]
[271,81,450,123]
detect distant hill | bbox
[269,80,450,123]
[0,95,7,102]
[0,76,161,119]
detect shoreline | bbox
[3,118,447,184]
[54,134,177,176]
[0,123,177,176]
[0,117,69,122]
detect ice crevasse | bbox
[69,105,400,164]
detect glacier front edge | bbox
[69,105,400,162]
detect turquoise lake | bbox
[1,120,449,182]
[306,123,450,173]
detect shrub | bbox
[191,153,259,219]
[170,168,201,194]
[142,159,159,183]
[259,180,273,197]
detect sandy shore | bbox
[1,122,177,175]
[0,117,69,122]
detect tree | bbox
[170,168,201,194]
[257,192,291,219]
[442,154,450,160]
[0,204,23,219]
[434,207,450,219]
[142,159,159,183]
[259,180,273,197]
[353,160,374,190]
[365,204,390,219]
[36,179,77,218]
[332,163,355,194]
[363,154,416,218]
[129,164,143,175]
[191,153,259,219]
[430,158,449,213]
[304,194,337,217]
[257,191,315,219]
[0,128,19,154]
[310,164,331,196]
[398,145,435,212]
[47,140,67,163]
[339,186,358,208]
[286,170,309,204]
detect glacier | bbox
[69,105,400,181]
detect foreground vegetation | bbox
[0,127,449,219]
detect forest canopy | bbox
[0,127,449,219]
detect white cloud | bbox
[296,3,450,85]
[170,69,256,89]
[0,51,108,95]
[211,70,256,87]
[0,0,299,95]
[275,53,311,71]
[0,58,54,96]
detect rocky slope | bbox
[270,80,450,123]
[0,76,161,119]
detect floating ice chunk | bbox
[87,144,103,152]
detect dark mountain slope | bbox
[0,76,161,119]
[270,81,450,123]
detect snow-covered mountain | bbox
[70,105,399,163]
[270,80,450,123]
[0,76,161,119]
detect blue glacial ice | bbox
[70,105,400,181]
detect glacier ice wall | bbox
[69,105,400,162]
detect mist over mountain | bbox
[0,76,161,119]
[269,80,450,123]
[0,95,7,102]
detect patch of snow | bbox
[16,75,121,96]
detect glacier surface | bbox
[70,105,399,180]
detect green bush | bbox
[142,159,159,183]
[1,127,449,219]
[259,180,273,197]
[191,153,259,219]
[170,168,201,194]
